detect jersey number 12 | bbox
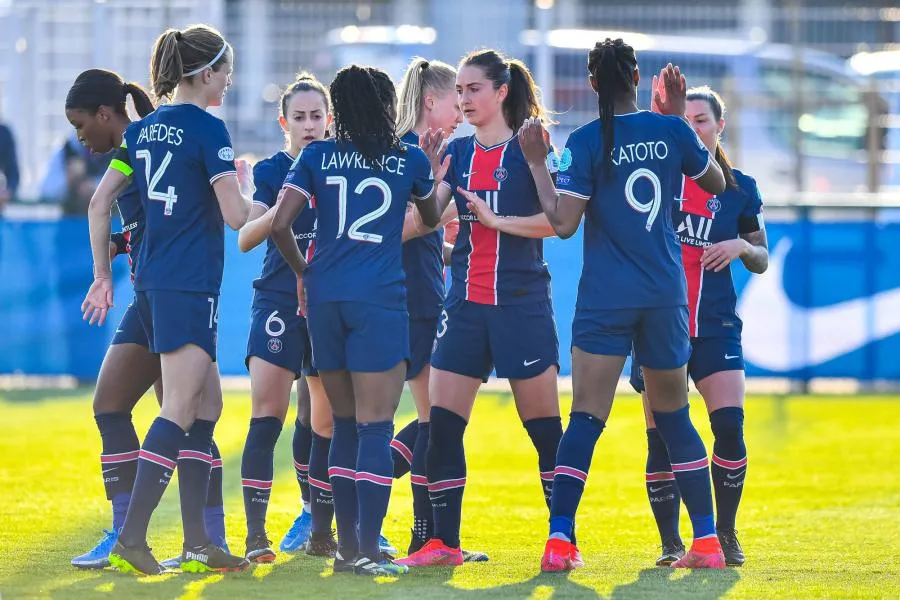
[327,176,392,244]
[135,149,178,216]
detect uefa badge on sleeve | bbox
[218,146,235,161]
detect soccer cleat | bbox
[108,541,165,576]
[408,530,487,562]
[303,530,337,557]
[407,529,427,555]
[717,528,745,566]
[379,533,398,557]
[180,543,251,573]
[280,509,312,552]
[395,538,464,567]
[71,528,119,569]
[352,555,409,576]
[541,537,583,572]
[160,541,230,570]
[332,549,356,573]
[656,537,686,567]
[672,537,727,569]
[245,534,276,563]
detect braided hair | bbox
[329,65,401,165]
[587,38,637,179]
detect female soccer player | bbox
[391,56,462,555]
[235,72,338,560]
[82,24,252,575]
[271,65,444,576]
[630,84,768,567]
[520,39,728,572]
[398,49,564,568]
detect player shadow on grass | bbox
[608,566,740,600]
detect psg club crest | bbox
[706,197,721,214]
[268,338,283,354]
[493,166,508,183]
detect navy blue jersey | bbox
[282,138,434,309]
[442,135,553,306]
[675,168,763,338]
[556,111,712,310]
[115,103,236,293]
[400,130,444,318]
[113,179,144,274]
[251,150,317,305]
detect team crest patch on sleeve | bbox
[218,147,235,161]
[546,151,560,174]
[559,148,573,172]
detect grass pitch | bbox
[0,389,897,599]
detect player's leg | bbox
[342,302,409,576]
[640,307,724,569]
[399,297,488,567]
[241,357,293,562]
[280,376,314,551]
[72,328,159,569]
[542,307,632,572]
[302,373,338,556]
[692,337,747,566]
[630,357,685,566]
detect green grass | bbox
[1,389,898,599]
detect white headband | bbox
[183,43,228,77]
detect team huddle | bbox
[69,22,768,577]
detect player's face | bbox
[279,90,329,152]
[424,89,463,136]
[456,65,506,129]
[206,55,233,108]
[66,107,115,154]
[685,99,724,155]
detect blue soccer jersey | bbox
[281,138,434,309]
[117,103,236,294]
[400,130,444,319]
[556,111,712,309]
[675,168,764,338]
[442,134,553,306]
[251,150,317,305]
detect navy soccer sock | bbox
[645,428,682,544]
[178,419,216,548]
[427,407,468,549]
[549,412,605,541]
[410,421,433,542]
[309,432,334,535]
[709,407,747,532]
[391,419,418,479]
[204,440,226,547]
[292,419,312,509]
[329,416,359,557]
[356,421,395,559]
[241,416,283,539]
[95,411,140,530]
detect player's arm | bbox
[737,228,769,273]
[736,181,768,273]
[519,119,586,239]
[460,188,557,238]
[237,202,274,252]
[271,185,310,277]
[212,174,252,230]
[693,156,726,196]
[403,200,457,242]
[442,241,453,266]
[419,129,454,216]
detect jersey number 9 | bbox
[326,176,392,244]
[624,167,662,232]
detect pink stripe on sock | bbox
[646,471,676,482]
[390,439,413,464]
[712,454,747,470]
[178,450,213,463]
[355,471,393,486]
[328,466,356,480]
[671,457,709,472]
[554,465,588,482]
[139,449,176,470]
[242,478,273,490]
[411,474,428,486]
[101,450,140,463]
[428,477,466,492]
[308,476,333,491]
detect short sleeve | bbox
[555,132,593,200]
[282,146,314,199]
[109,141,133,178]
[202,118,237,185]
[251,161,278,210]
[737,174,765,234]
[673,117,712,180]
[439,140,458,192]
[409,146,435,199]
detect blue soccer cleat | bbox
[71,528,119,569]
[379,533,398,557]
[280,509,312,552]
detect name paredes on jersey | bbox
[320,151,407,175]
[136,123,184,146]
[610,141,669,166]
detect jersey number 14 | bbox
[135,150,178,216]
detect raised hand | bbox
[651,63,687,117]
[458,187,499,230]
[518,117,550,167]
[419,128,452,184]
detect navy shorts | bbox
[307,301,409,373]
[408,316,439,380]
[572,305,690,370]
[630,335,745,392]
[431,295,559,380]
[246,303,315,379]
[111,299,150,348]
[134,290,218,361]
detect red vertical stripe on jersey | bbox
[678,176,714,337]
[681,244,704,337]
[465,142,508,305]
[305,195,316,262]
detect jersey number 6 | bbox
[135,150,178,216]
[327,176,392,244]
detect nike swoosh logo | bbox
[738,238,900,371]
[430,494,445,501]
[101,468,117,474]
[649,484,671,493]
[523,359,541,367]
[726,470,746,480]
[462,172,477,178]
[724,354,740,360]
